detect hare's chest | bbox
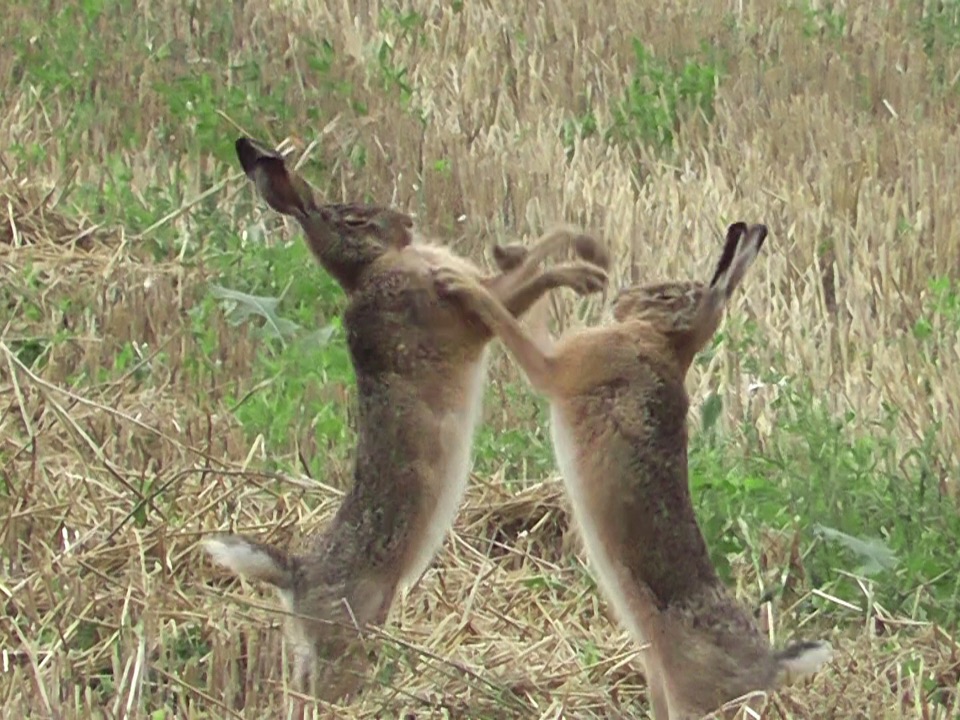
[399,350,491,588]
[343,283,440,373]
[549,405,653,645]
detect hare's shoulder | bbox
[345,264,442,332]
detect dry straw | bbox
[2,0,959,717]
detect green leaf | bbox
[814,524,898,576]
[701,391,723,433]
[209,284,301,342]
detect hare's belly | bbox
[400,351,490,588]
[549,407,651,647]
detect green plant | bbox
[607,39,721,152]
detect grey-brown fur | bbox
[202,136,611,703]
[430,222,832,719]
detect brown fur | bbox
[202,137,611,704]
[432,222,832,719]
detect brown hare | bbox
[431,222,832,719]
[201,137,611,702]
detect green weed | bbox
[608,39,721,153]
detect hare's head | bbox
[610,222,766,344]
[235,136,418,292]
[610,280,707,328]
[607,222,767,374]
[235,137,414,251]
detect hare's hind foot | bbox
[202,533,296,591]
[689,640,832,720]
[300,656,369,706]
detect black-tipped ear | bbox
[746,223,769,252]
[709,221,747,288]
[234,137,317,217]
[235,137,285,179]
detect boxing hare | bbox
[202,137,610,702]
[432,222,832,719]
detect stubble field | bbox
[2,0,960,717]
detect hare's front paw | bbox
[573,234,611,271]
[433,267,480,302]
[553,262,609,296]
[492,242,528,272]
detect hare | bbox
[201,136,610,702]
[431,222,832,719]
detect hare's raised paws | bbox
[572,234,611,271]
[492,242,528,272]
[433,267,484,302]
[548,261,608,296]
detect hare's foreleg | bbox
[435,269,560,396]
[484,226,608,307]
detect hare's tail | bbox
[773,638,833,684]
[202,534,296,591]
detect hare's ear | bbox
[235,137,283,177]
[202,534,295,591]
[235,137,317,218]
[709,222,767,299]
[708,221,747,288]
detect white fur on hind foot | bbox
[202,536,290,588]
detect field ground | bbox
[2,0,960,717]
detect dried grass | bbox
[2,0,959,717]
